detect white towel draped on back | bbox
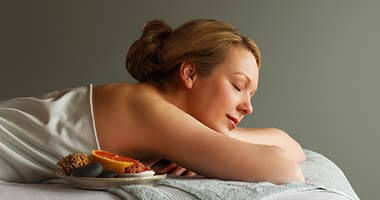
[0,84,100,183]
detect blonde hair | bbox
[126,19,261,85]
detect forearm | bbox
[230,128,306,163]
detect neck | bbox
[141,82,190,113]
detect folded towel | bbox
[108,149,360,200]
[300,149,359,199]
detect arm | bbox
[229,127,306,163]
[130,96,304,184]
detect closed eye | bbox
[232,84,242,92]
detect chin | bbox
[202,121,230,135]
[220,130,230,135]
[213,126,231,135]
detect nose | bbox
[238,97,253,115]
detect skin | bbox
[153,46,257,176]
[153,46,305,176]
[93,45,305,183]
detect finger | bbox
[151,159,171,171]
[158,162,177,174]
[156,162,177,174]
[184,170,198,177]
[170,166,187,176]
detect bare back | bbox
[92,82,301,183]
[92,83,162,165]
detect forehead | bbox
[215,46,259,83]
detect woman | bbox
[0,19,305,184]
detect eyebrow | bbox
[233,72,257,94]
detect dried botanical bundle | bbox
[56,153,90,175]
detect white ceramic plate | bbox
[57,173,166,190]
[119,170,156,177]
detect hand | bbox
[151,159,200,177]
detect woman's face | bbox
[187,46,259,135]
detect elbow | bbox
[295,145,306,163]
[275,128,306,163]
[278,161,305,184]
[268,146,305,184]
[291,140,306,163]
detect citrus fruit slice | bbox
[91,150,136,174]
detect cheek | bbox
[208,83,236,114]
[188,82,237,133]
[190,81,236,120]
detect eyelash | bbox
[232,84,242,92]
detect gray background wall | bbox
[0,0,377,199]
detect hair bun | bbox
[141,20,172,42]
[126,20,172,82]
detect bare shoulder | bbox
[93,82,162,110]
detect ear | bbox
[179,61,198,89]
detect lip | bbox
[226,115,239,128]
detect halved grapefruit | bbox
[91,150,136,174]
